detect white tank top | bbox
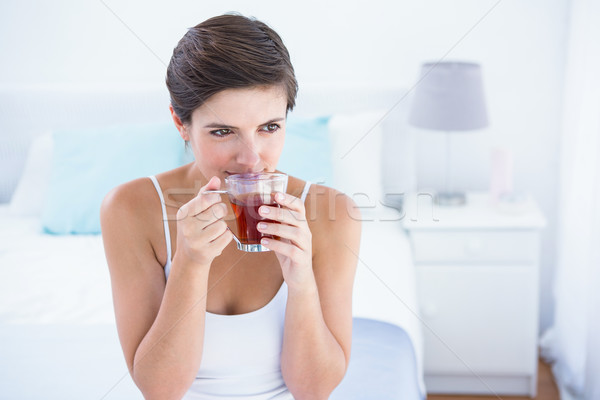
[148,175,311,399]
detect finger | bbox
[193,176,224,215]
[179,194,220,220]
[260,237,302,260]
[210,228,234,251]
[257,222,309,251]
[203,219,229,243]
[202,176,222,193]
[273,191,305,213]
[258,204,305,225]
[179,176,223,218]
[194,202,229,224]
[184,212,226,239]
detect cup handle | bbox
[202,190,228,194]
[198,190,242,248]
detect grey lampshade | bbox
[408,61,489,131]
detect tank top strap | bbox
[300,181,311,203]
[148,175,172,276]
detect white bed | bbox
[0,85,424,399]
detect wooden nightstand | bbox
[402,191,546,397]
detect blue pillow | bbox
[41,122,185,235]
[277,115,333,186]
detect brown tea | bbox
[230,192,279,244]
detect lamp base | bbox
[435,191,467,206]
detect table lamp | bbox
[408,61,489,206]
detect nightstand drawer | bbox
[417,264,538,374]
[410,230,539,263]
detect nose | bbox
[235,136,261,168]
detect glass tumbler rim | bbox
[225,172,288,184]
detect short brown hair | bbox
[166,13,298,126]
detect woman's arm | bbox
[100,178,230,400]
[258,188,361,399]
[129,255,210,400]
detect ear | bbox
[169,104,190,141]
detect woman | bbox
[100,13,361,400]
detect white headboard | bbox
[0,83,415,204]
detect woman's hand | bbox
[257,191,314,288]
[175,176,233,267]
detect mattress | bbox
[0,205,424,399]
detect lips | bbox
[226,170,266,175]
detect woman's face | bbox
[178,85,288,182]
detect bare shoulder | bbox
[306,184,362,263]
[305,184,361,232]
[100,176,164,269]
[101,176,158,224]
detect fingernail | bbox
[258,222,267,230]
[261,238,270,245]
[276,192,284,201]
[260,206,270,214]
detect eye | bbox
[261,123,280,133]
[210,128,232,138]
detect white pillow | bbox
[9,132,53,217]
[328,111,385,208]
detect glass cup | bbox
[204,172,288,252]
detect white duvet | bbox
[0,206,114,324]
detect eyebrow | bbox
[203,117,285,129]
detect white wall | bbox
[0,0,569,334]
